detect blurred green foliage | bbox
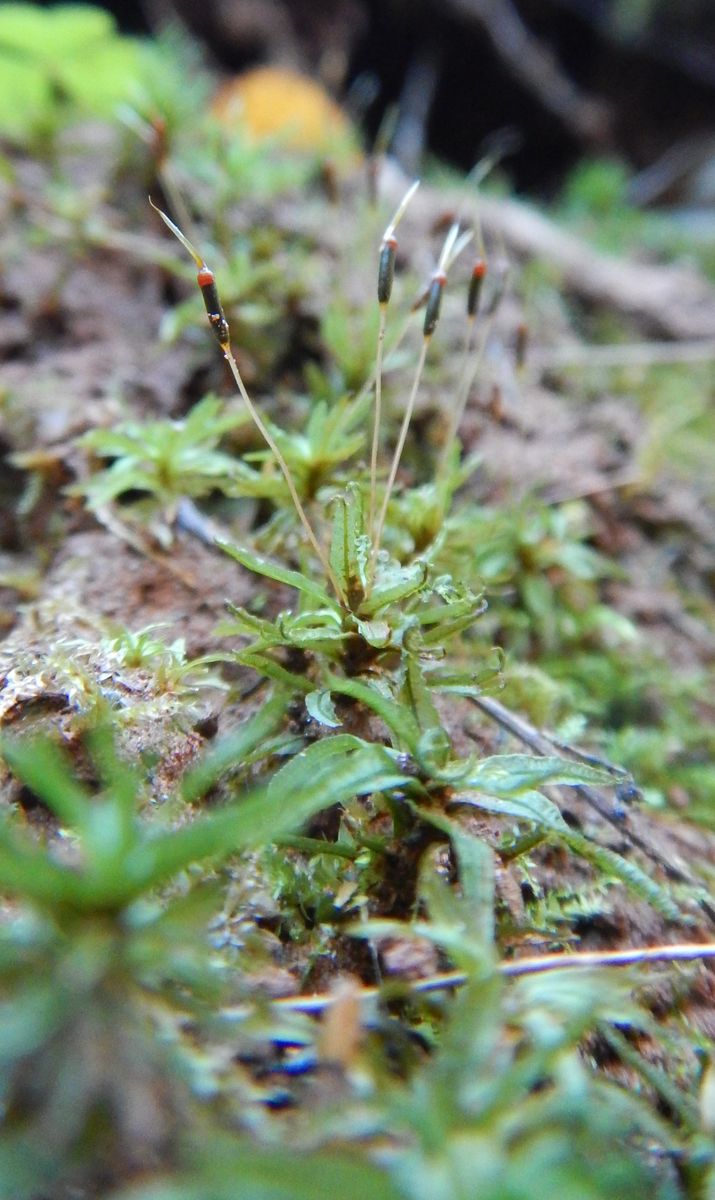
[0,4,163,145]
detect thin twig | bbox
[472,694,626,778]
[442,0,609,141]
[272,942,715,1014]
[93,505,198,589]
[469,694,711,899]
[528,339,715,372]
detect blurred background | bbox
[40,0,715,198]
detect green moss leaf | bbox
[0,56,51,138]
[305,689,342,728]
[0,5,115,58]
[218,541,333,606]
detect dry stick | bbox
[272,942,715,1015]
[442,0,608,142]
[470,693,712,901]
[528,339,715,372]
[148,200,346,605]
[93,503,199,590]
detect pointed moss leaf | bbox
[359,561,428,617]
[354,618,391,647]
[218,606,279,641]
[455,788,568,831]
[278,611,346,649]
[355,533,371,589]
[238,652,313,693]
[328,675,421,753]
[181,691,289,802]
[217,541,332,606]
[0,58,51,139]
[221,1149,401,1200]
[464,754,613,795]
[125,741,408,890]
[562,829,681,920]
[0,981,66,1063]
[56,39,145,118]
[108,785,286,901]
[418,808,495,948]
[405,647,443,736]
[305,690,342,728]
[329,486,367,601]
[419,613,483,647]
[0,828,85,908]
[416,868,479,963]
[0,735,410,912]
[458,790,680,918]
[449,832,494,943]
[329,494,349,595]
[83,727,139,862]
[1,737,91,833]
[416,590,482,627]
[267,734,391,800]
[416,726,452,772]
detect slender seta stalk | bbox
[373,220,472,560]
[149,199,346,604]
[438,257,509,477]
[369,179,419,545]
[370,305,388,543]
[437,255,486,478]
[373,337,429,558]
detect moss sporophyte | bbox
[142,184,686,925]
[3,14,714,1196]
[149,184,474,600]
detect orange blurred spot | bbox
[212,67,353,153]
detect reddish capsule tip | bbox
[467,259,487,318]
[197,265,215,288]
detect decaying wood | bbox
[475,192,715,339]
